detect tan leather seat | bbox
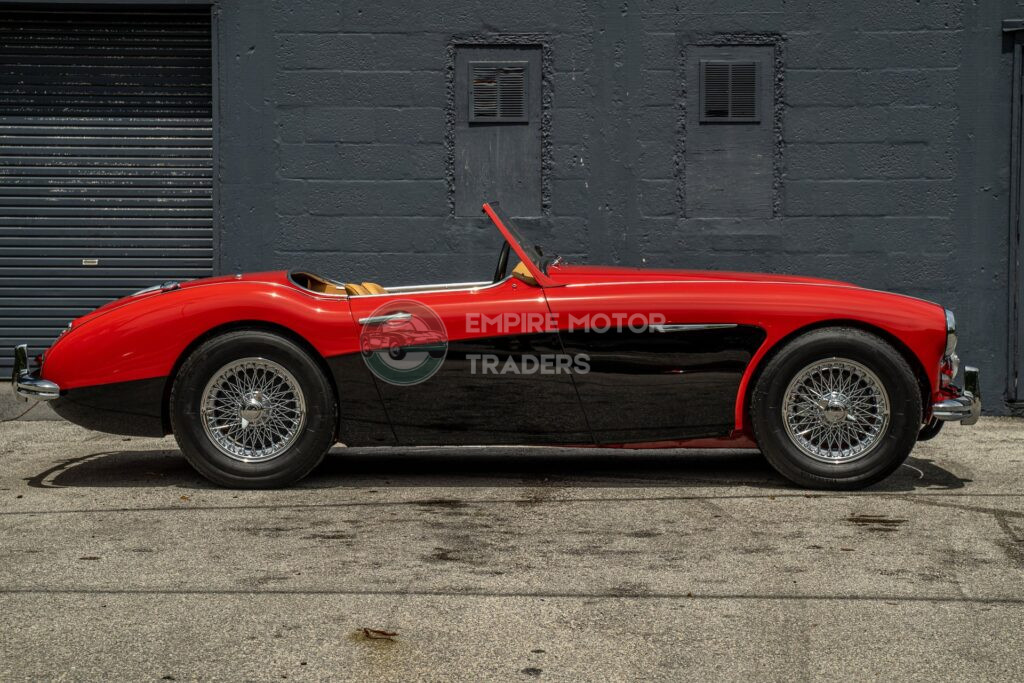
[321,283,346,295]
[511,261,537,286]
[344,283,370,296]
[362,282,388,294]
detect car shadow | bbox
[25,446,969,492]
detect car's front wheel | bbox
[750,327,922,489]
[170,330,337,488]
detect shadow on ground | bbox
[25,446,969,492]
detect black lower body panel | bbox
[326,333,593,447]
[559,326,766,443]
[327,353,398,446]
[50,377,166,437]
[375,334,592,446]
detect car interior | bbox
[290,260,537,297]
[287,202,550,297]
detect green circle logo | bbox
[359,299,448,385]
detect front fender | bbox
[724,285,947,435]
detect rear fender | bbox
[42,280,359,391]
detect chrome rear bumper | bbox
[932,365,980,426]
[11,344,60,401]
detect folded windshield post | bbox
[481,201,561,287]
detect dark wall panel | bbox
[453,45,543,217]
[0,3,213,370]
[685,44,774,218]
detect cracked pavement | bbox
[1,417,1023,680]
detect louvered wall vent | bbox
[469,61,528,123]
[700,60,760,123]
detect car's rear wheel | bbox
[750,327,922,489]
[170,330,337,488]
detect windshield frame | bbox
[482,202,560,287]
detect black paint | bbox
[366,333,592,446]
[559,325,766,443]
[50,377,167,438]
[328,353,399,446]
[328,326,763,446]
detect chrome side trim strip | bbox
[650,323,738,333]
[358,277,514,297]
[386,280,492,293]
[358,312,412,325]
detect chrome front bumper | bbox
[11,344,60,401]
[932,365,980,426]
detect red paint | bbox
[40,203,953,447]
[591,435,759,450]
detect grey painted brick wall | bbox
[211,0,1024,411]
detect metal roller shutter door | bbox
[0,4,213,371]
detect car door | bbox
[346,277,591,445]
[544,284,766,443]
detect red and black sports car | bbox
[13,202,979,489]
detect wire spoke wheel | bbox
[782,357,890,464]
[200,357,306,463]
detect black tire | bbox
[750,327,922,490]
[917,417,944,441]
[170,330,337,488]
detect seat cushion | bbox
[362,282,388,294]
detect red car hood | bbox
[547,264,858,288]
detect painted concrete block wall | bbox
[212,0,1022,410]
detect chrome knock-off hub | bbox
[821,392,849,425]
[239,392,266,427]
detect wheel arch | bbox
[736,319,931,436]
[160,319,340,436]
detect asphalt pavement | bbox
[1,416,1022,681]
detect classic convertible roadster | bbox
[13,202,979,489]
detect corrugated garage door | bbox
[0,4,213,371]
